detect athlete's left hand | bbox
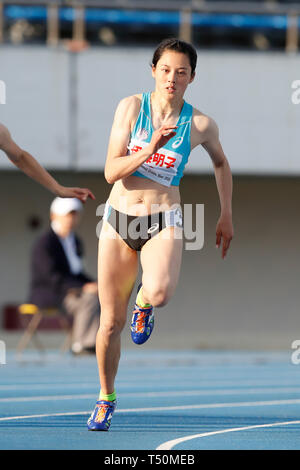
[215,213,234,259]
[56,185,96,203]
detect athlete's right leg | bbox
[96,221,138,395]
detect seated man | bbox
[28,197,100,355]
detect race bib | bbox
[128,139,182,187]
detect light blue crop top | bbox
[127,92,193,187]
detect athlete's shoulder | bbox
[192,108,219,136]
[190,109,220,149]
[113,94,142,127]
[116,94,141,113]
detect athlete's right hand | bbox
[147,126,177,155]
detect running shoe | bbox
[130,283,154,345]
[87,399,117,431]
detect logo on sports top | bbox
[172,136,184,149]
[147,223,159,234]
[136,128,149,141]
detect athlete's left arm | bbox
[195,116,234,259]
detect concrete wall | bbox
[0,171,299,350]
[1,46,300,173]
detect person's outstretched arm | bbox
[0,124,95,202]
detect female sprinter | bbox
[0,123,94,202]
[87,38,234,431]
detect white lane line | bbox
[1,388,300,403]
[0,384,95,391]
[1,398,300,422]
[1,379,299,391]
[0,411,89,421]
[0,394,95,403]
[156,420,300,450]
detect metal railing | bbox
[0,1,298,51]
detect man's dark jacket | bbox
[29,228,93,308]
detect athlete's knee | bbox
[98,314,126,338]
[144,283,172,307]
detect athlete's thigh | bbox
[140,226,183,295]
[98,221,139,313]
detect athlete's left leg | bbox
[140,226,183,308]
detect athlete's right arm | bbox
[104,96,177,184]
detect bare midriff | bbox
[108,174,181,216]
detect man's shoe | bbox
[87,399,117,431]
[71,344,96,356]
[130,284,154,345]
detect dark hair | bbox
[152,38,197,76]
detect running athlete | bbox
[0,123,95,202]
[87,38,234,431]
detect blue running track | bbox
[0,350,300,450]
